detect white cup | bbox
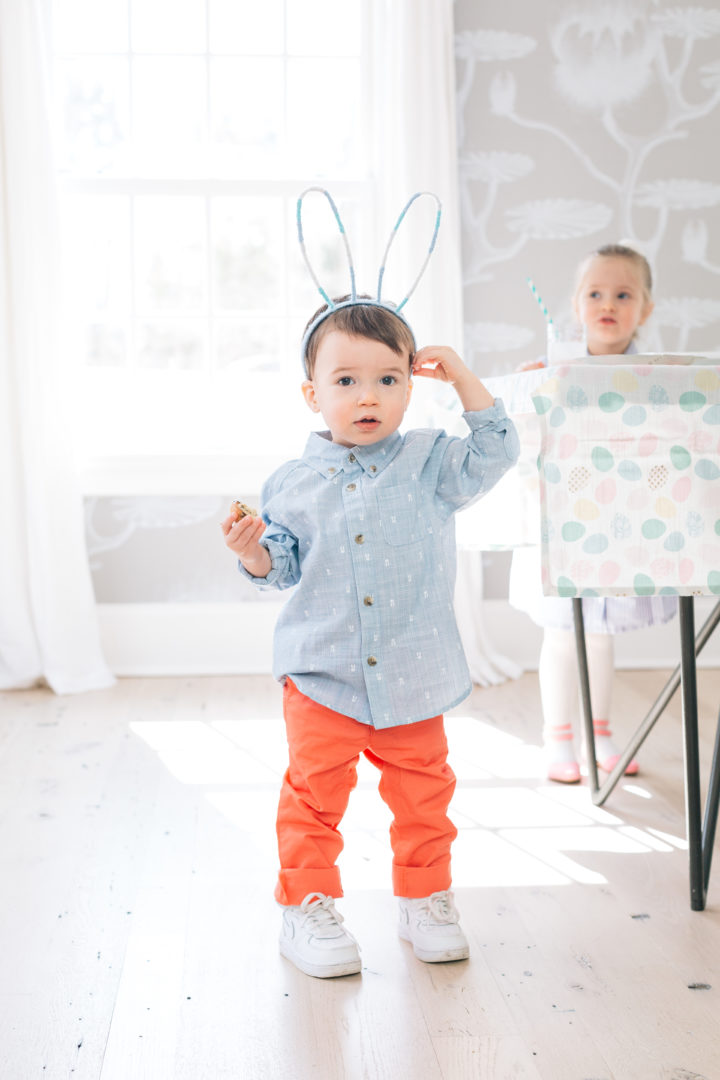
[547,322,586,365]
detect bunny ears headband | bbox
[297,187,442,371]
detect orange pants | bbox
[274,678,458,905]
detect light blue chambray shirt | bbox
[240,401,520,729]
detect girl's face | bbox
[302,330,413,447]
[573,255,653,356]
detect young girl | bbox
[510,243,676,783]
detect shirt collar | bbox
[302,429,404,478]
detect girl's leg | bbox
[585,633,639,775]
[537,627,581,782]
[366,714,457,899]
[275,679,368,906]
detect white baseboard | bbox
[97,599,720,677]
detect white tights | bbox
[538,627,618,762]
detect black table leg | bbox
[572,598,599,791]
[679,597,705,910]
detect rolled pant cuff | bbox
[275,867,344,906]
[392,862,451,899]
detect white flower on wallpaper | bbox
[505,199,613,240]
[85,496,224,565]
[462,150,534,184]
[682,219,720,273]
[634,180,720,210]
[455,30,536,142]
[652,296,720,350]
[488,71,517,116]
[552,5,658,110]
[464,321,535,358]
[651,6,720,37]
[700,59,720,89]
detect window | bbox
[53,0,372,486]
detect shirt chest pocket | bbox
[375,481,423,546]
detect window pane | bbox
[133,58,206,151]
[57,57,130,174]
[131,0,206,53]
[62,193,132,316]
[210,58,283,172]
[212,197,283,312]
[287,0,361,56]
[53,0,129,52]
[287,59,362,176]
[85,324,128,367]
[135,197,206,313]
[137,322,206,369]
[209,0,284,55]
[60,193,131,366]
[214,320,281,373]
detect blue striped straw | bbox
[526,276,553,326]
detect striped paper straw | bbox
[526,276,553,326]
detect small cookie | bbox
[231,500,257,521]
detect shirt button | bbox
[346,483,356,491]
[363,596,373,606]
[348,453,356,463]
[355,534,364,544]
[370,465,377,473]
[327,467,336,474]
[367,656,377,666]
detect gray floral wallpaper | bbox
[455,0,720,372]
[87,0,720,604]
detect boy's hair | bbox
[302,294,416,378]
[576,243,653,301]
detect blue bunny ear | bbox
[296,187,357,308]
[377,191,442,312]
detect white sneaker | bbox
[279,892,361,978]
[398,890,469,963]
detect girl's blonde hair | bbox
[574,243,653,302]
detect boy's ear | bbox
[302,379,321,412]
[405,378,413,410]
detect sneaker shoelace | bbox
[424,890,459,925]
[298,893,358,943]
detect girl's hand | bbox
[221,513,272,578]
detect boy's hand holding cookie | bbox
[221,502,272,578]
[412,345,494,412]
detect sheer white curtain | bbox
[0,0,114,693]
[371,0,521,685]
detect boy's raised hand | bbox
[221,513,272,578]
[412,345,494,412]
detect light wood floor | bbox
[1,670,719,1080]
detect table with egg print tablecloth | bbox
[532,361,720,910]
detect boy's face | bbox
[573,255,653,356]
[302,330,413,448]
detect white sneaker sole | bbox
[398,926,469,963]
[279,938,362,979]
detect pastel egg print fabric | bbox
[532,364,720,598]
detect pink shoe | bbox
[547,760,581,784]
[597,753,639,776]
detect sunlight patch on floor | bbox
[128,711,683,892]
